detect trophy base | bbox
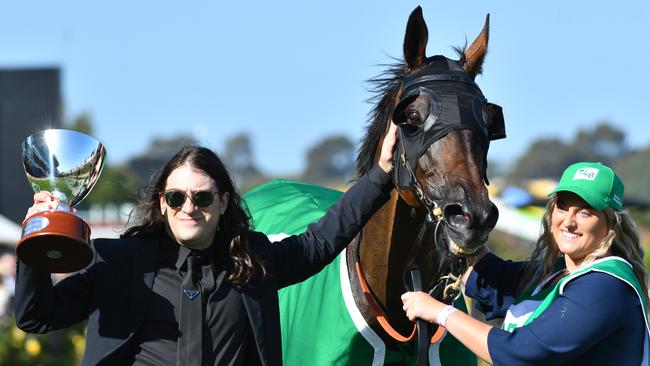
[18,211,93,274]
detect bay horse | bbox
[246,6,506,365]
[349,6,504,362]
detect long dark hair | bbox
[123,145,266,285]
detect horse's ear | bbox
[463,14,490,77]
[403,6,428,71]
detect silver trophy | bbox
[18,129,106,273]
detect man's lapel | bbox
[130,237,160,324]
[240,279,267,360]
[94,237,161,366]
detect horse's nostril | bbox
[486,203,499,229]
[444,204,470,228]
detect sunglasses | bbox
[163,190,219,209]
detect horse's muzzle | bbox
[443,201,498,251]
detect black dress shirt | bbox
[123,234,254,365]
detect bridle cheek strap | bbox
[394,128,443,219]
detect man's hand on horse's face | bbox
[379,122,398,174]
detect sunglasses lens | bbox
[193,191,215,208]
[165,191,186,208]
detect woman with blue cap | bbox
[402,162,649,365]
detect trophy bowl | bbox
[17,129,106,273]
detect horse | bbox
[245,6,506,365]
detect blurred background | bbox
[0,1,648,364]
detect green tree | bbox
[67,112,94,136]
[507,122,627,184]
[127,135,197,185]
[301,135,355,184]
[222,133,266,191]
[486,158,507,181]
[614,147,650,203]
[507,138,593,184]
[573,122,627,163]
[82,164,139,206]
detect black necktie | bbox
[177,253,204,366]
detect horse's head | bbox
[359,7,505,258]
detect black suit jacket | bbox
[15,165,392,366]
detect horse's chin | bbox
[445,231,485,257]
[448,240,483,257]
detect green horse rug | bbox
[245,179,475,365]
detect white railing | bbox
[492,198,542,243]
[76,203,136,239]
[76,203,136,225]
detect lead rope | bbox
[398,130,446,366]
[403,212,445,366]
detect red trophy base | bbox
[17,211,93,274]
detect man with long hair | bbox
[15,124,398,365]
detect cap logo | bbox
[573,168,599,181]
[613,194,623,206]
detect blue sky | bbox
[1,1,648,175]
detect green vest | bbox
[502,256,649,365]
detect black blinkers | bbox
[392,57,506,196]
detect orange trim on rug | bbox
[355,261,446,344]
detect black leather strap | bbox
[409,267,431,366]
[402,217,435,366]
[402,73,480,91]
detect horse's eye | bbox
[406,110,421,125]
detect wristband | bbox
[435,305,457,327]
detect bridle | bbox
[392,60,505,212]
[392,56,506,264]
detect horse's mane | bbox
[355,46,470,178]
[356,61,405,177]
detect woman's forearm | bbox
[444,309,493,364]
